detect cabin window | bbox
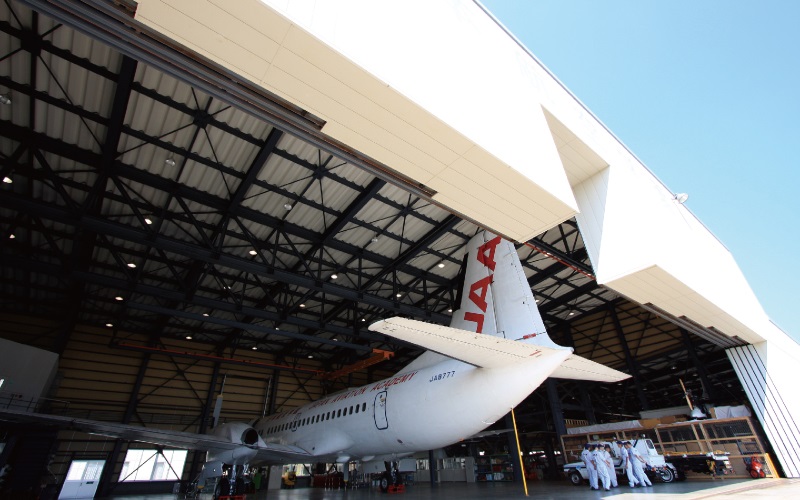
[349,406,353,415]
[337,409,341,418]
[355,405,359,414]
[362,402,367,412]
[326,412,330,420]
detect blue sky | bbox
[481,1,799,339]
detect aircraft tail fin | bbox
[444,231,629,383]
[450,231,559,346]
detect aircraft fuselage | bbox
[256,349,568,463]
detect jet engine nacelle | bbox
[206,422,264,465]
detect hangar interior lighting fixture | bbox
[115,296,124,301]
[9,234,15,239]
[437,262,445,268]
[330,273,338,279]
[2,176,12,184]
[674,193,689,204]
[186,335,192,340]
[164,157,176,167]
[126,262,136,268]
[283,203,293,210]
[249,249,257,255]
[0,94,10,105]
[371,236,378,243]
[144,217,153,225]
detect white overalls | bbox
[593,448,610,490]
[581,448,598,489]
[623,446,639,487]
[630,446,652,486]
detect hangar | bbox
[0,0,798,497]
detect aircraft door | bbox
[374,391,388,430]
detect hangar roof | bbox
[0,0,743,416]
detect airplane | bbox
[0,231,628,495]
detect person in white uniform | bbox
[580,444,598,490]
[603,444,618,488]
[593,444,611,491]
[628,442,653,486]
[620,441,639,488]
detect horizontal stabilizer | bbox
[369,317,567,368]
[371,317,629,382]
[551,354,630,383]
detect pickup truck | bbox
[563,439,679,485]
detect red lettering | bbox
[477,236,501,271]
[464,311,485,333]
[468,275,492,312]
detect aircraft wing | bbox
[0,408,312,464]
[370,317,630,382]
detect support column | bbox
[608,306,649,411]
[427,450,437,486]
[188,362,221,482]
[727,343,800,477]
[546,379,567,437]
[97,353,150,496]
[578,385,597,425]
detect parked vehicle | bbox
[563,439,679,485]
[664,450,734,477]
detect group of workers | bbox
[580,441,653,491]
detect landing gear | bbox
[380,461,405,494]
[213,464,245,500]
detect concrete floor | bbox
[103,478,800,499]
